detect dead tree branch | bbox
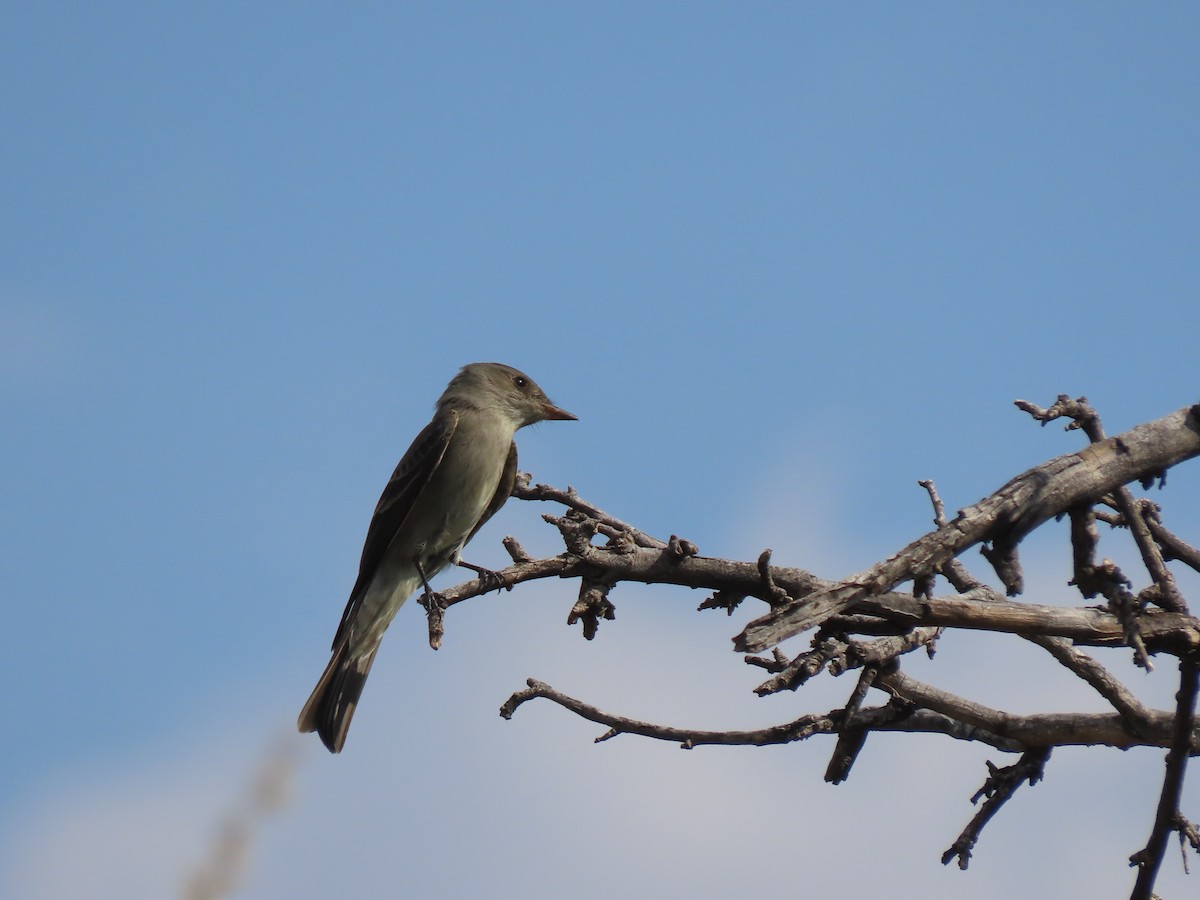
[942,749,1050,870]
[419,398,1200,897]
[736,402,1200,652]
[1130,654,1200,899]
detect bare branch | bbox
[1026,635,1153,731]
[1130,654,1200,899]
[502,535,532,563]
[824,665,880,784]
[433,539,1200,656]
[1175,814,1200,874]
[500,677,836,747]
[439,397,1200,896]
[757,548,792,605]
[1119,497,1187,613]
[568,579,616,640]
[980,538,1024,595]
[755,626,940,696]
[938,554,1155,727]
[918,478,949,527]
[1068,504,1102,598]
[736,404,1200,653]
[1035,399,1187,614]
[1142,502,1200,574]
[514,475,667,549]
[499,678,1026,751]
[698,589,747,615]
[417,590,447,651]
[876,668,1200,752]
[942,749,1050,870]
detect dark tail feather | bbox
[298,641,380,753]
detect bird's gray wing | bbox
[331,409,458,648]
[465,440,517,545]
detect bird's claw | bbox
[457,561,509,594]
[417,590,448,612]
[477,568,508,594]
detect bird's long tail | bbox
[297,640,380,753]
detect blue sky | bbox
[2,4,1199,898]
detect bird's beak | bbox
[540,402,577,421]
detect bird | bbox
[298,362,576,753]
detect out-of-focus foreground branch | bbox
[426,398,1200,900]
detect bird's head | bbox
[441,362,576,429]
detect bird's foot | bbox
[456,561,510,594]
[417,589,448,613]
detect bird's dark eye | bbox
[513,376,528,389]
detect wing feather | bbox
[331,410,458,648]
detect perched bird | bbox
[299,362,575,752]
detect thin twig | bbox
[513,475,667,549]
[499,678,1026,751]
[1143,503,1200,576]
[1129,654,1200,899]
[941,749,1050,870]
[824,665,880,784]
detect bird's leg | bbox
[413,558,448,650]
[456,560,509,594]
[414,558,447,611]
